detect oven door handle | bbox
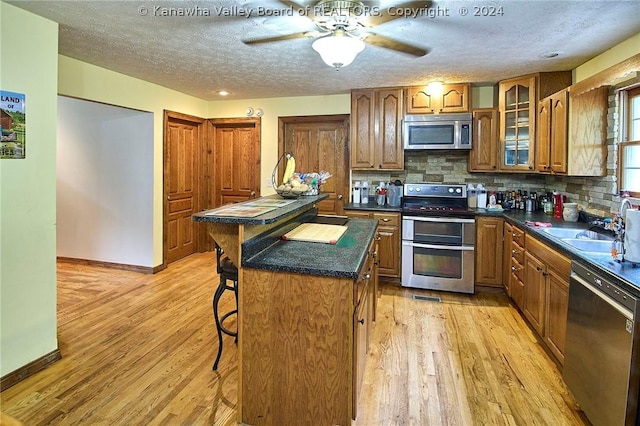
[402,241,475,251]
[403,216,475,224]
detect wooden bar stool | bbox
[212,242,238,371]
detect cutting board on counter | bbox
[282,223,348,244]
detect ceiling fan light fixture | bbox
[312,31,365,70]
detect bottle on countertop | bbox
[352,181,361,204]
[361,181,369,204]
[467,184,477,208]
[477,184,487,209]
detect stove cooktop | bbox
[402,183,472,217]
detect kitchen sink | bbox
[540,227,585,239]
[541,227,613,241]
[562,239,614,253]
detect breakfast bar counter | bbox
[192,194,379,426]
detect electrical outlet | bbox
[266,178,272,188]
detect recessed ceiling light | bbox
[539,51,561,59]
[217,90,230,96]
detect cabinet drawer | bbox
[510,241,525,265]
[511,258,524,281]
[511,226,526,247]
[527,236,570,276]
[372,212,400,227]
[345,211,371,220]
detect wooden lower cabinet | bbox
[241,240,377,425]
[545,268,569,364]
[523,251,546,335]
[346,211,400,279]
[503,225,570,366]
[475,217,504,286]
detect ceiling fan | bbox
[242,0,430,69]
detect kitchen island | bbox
[193,195,379,425]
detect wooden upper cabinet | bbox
[469,108,499,172]
[498,72,572,173]
[350,88,403,170]
[536,89,569,174]
[350,90,376,169]
[405,83,470,114]
[498,75,537,172]
[567,86,609,176]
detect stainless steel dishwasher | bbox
[563,261,640,426]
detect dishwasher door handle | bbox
[571,272,634,320]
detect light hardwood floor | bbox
[1,253,589,425]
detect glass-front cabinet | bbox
[499,75,536,171]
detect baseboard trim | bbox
[0,349,61,391]
[57,257,157,274]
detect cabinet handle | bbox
[382,218,390,222]
[337,194,343,200]
[542,272,548,277]
[512,249,519,255]
[372,250,378,258]
[536,266,543,272]
[511,266,521,272]
[358,318,365,325]
[375,236,381,241]
[364,273,371,280]
[512,233,517,237]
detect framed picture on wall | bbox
[1,90,26,159]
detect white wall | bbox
[0,3,59,376]
[58,56,210,267]
[57,97,154,267]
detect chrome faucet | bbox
[620,198,633,221]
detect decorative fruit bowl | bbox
[271,153,330,199]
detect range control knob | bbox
[415,187,421,192]
[448,187,454,193]
[455,187,462,193]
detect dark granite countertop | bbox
[343,202,402,213]
[497,210,640,296]
[192,194,328,225]
[242,217,378,279]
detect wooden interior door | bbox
[209,118,261,207]
[164,111,204,265]
[280,115,349,215]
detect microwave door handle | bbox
[403,216,475,224]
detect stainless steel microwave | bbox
[403,113,472,150]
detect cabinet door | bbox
[545,268,569,365]
[469,108,499,171]
[503,222,513,294]
[376,89,404,170]
[550,89,569,174]
[510,275,525,311]
[350,90,376,169]
[523,252,546,335]
[405,86,437,114]
[376,225,400,278]
[536,98,552,172]
[499,75,536,172]
[475,217,504,286]
[352,282,370,420]
[440,84,470,113]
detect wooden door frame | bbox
[163,110,206,269]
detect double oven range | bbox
[401,183,476,294]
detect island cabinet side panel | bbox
[241,268,354,426]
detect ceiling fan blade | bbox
[362,33,428,57]
[361,1,432,27]
[243,31,321,45]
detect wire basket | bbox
[271,153,326,199]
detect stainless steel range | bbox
[401,183,475,293]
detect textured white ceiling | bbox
[8,0,640,100]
